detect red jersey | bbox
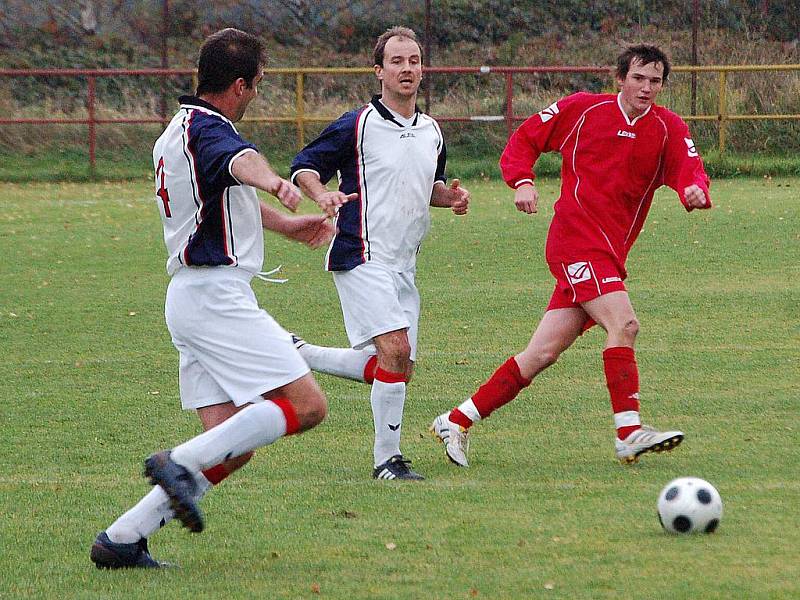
[500,92,711,276]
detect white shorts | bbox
[332,261,420,361]
[165,268,310,410]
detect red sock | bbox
[451,357,531,428]
[201,464,230,485]
[363,355,378,384]
[271,397,301,435]
[374,367,406,383]
[603,346,641,439]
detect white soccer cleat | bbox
[430,413,470,467]
[615,425,684,464]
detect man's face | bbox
[233,71,263,122]
[375,36,422,98]
[617,58,664,117]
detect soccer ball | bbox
[657,477,723,534]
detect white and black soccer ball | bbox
[657,477,723,534]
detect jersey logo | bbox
[602,276,622,284]
[399,132,416,139]
[684,137,699,157]
[567,261,592,284]
[617,130,636,139]
[538,102,560,123]
[155,156,171,218]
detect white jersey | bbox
[290,95,447,272]
[153,95,264,276]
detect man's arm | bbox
[294,171,358,217]
[430,179,469,215]
[259,201,334,249]
[662,114,712,211]
[230,150,302,212]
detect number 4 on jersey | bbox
[156,156,172,217]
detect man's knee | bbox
[617,317,639,339]
[292,389,327,432]
[375,333,412,373]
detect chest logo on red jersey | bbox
[567,261,592,284]
[617,130,636,139]
[538,102,560,123]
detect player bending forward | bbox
[431,44,712,467]
[90,28,339,569]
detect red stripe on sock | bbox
[363,355,378,384]
[271,397,301,435]
[449,408,474,428]
[374,367,406,384]
[603,346,640,439]
[202,464,229,485]
[471,356,531,420]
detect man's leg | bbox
[145,374,326,531]
[293,336,378,383]
[369,329,422,480]
[93,402,257,568]
[433,308,587,466]
[581,291,683,463]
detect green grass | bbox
[0,178,798,599]
[4,146,800,183]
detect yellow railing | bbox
[672,64,800,152]
[2,64,798,167]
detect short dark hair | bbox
[616,44,671,82]
[196,28,266,95]
[373,26,422,67]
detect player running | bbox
[90,28,339,569]
[431,44,712,467]
[289,26,469,481]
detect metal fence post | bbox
[718,70,728,153]
[296,72,305,148]
[87,75,96,170]
[505,72,514,139]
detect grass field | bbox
[0,178,798,599]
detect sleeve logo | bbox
[538,102,560,123]
[684,137,699,157]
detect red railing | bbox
[0,66,607,169]
[2,64,799,168]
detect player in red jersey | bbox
[431,44,712,467]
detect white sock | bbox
[297,342,374,382]
[106,472,212,544]
[456,398,482,423]
[370,379,405,466]
[170,400,287,472]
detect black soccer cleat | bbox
[90,531,174,569]
[144,450,204,533]
[373,455,425,480]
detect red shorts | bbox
[546,259,627,331]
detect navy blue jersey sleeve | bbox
[188,112,257,190]
[435,138,447,184]
[291,110,359,185]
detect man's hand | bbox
[684,184,710,209]
[448,179,470,215]
[268,175,303,212]
[314,191,359,218]
[514,183,539,214]
[430,178,470,214]
[281,214,335,249]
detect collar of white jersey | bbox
[616,92,653,127]
[370,95,422,128]
[178,95,239,129]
